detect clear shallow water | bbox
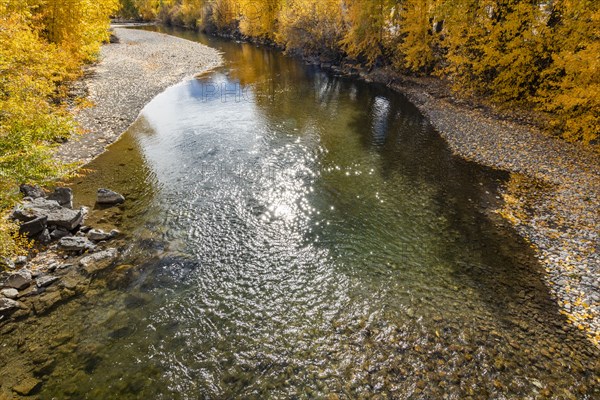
[2,27,599,399]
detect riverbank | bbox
[57,26,222,165]
[374,71,600,346]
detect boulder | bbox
[4,269,32,290]
[96,188,125,205]
[1,288,18,299]
[37,229,52,244]
[19,184,45,199]
[58,236,95,252]
[12,198,83,230]
[18,215,47,237]
[79,248,118,274]
[47,187,73,208]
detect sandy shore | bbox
[384,75,600,346]
[56,27,222,164]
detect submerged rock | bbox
[87,228,120,242]
[12,377,42,395]
[58,237,95,252]
[47,187,73,208]
[79,248,119,274]
[97,188,125,205]
[32,291,62,315]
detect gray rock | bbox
[29,269,43,278]
[109,229,121,238]
[87,228,119,242]
[36,275,60,288]
[19,216,47,237]
[58,236,95,252]
[50,227,70,241]
[1,288,18,299]
[79,248,118,274]
[0,298,19,315]
[96,188,125,205]
[47,187,73,208]
[20,184,45,199]
[12,198,84,230]
[4,269,32,290]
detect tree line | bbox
[121,0,598,145]
[0,0,118,257]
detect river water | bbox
[3,27,599,399]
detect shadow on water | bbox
[0,25,598,399]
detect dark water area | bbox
[1,27,598,399]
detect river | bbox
[2,27,598,399]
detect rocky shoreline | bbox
[0,186,123,330]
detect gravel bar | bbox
[56,27,222,164]
[388,78,600,347]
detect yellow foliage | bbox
[397,0,440,73]
[0,0,116,258]
[339,0,398,66]
[276,0,344,56]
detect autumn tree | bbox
[537,0,599,143]
[0,0,117,257]
[277,0,344,57]
[397,0,441,72]
[340,0,398,66]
